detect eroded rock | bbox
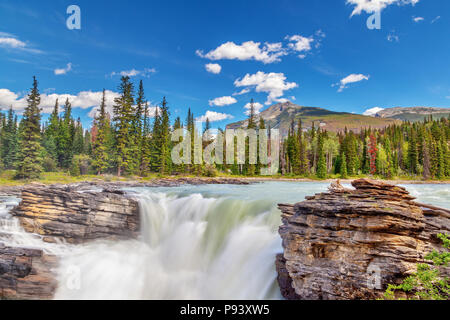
[0,243,57,300]
[11,185,140,244]
[277,179,450,300]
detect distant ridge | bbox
[373,106,450,122]
[226,101,399,136]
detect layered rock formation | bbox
[277,179,450,300]
[0,244,57,300]
[11,184,140,244]
[1,184,141,299]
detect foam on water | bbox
[0,182,449,300]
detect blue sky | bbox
[0,0,449,129]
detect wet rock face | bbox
[0,244,57,300]
[11,184,140,244]
[277,179,450,300]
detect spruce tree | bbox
[16,77,43,179]
[113,76,135,176]
[159,97,171,174]
[2,107,18,169]
[92,90,110,174]
[140,102,152,176]
[316,130,327,179]
[133,80,145,172]
[73,118,84,155]
[340,151,348,179]
[150,105,162,172]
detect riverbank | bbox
[0,172,448,189]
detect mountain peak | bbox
[227,102,399,135]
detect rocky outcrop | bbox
[277,179,450,300]
[0,244,57,300]
[11,184,140,244]
[1,184,142,300]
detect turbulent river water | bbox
[1,182,450,300]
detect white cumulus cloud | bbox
[196,41,287,64]
[209,96,237,107]
[110,68,156,78]
[286,35,314,53]
[0,88,120,117]
[346,0,420,16]
[196,111,234,123]
[205,63,222,74]
[234,71,298,105]
[335,74,369,92]
[54,63,72,75]
[363,107,384,116]
[244,102,264,116]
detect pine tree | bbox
[113,76,135,176]
[340,151,348,179]
[159,97,171,174]
[2,107,18,169]
[407,127,419,175]
[247,99,256,129]
[134,80,145,173]
[92,89,110,174]
[150,106,162,172]
[73,117,84,155]
[368,134,378,175]
[16,77,43,179]
[298,119,308,175]
[43,99,60,163]
[140,102,152,176]
[422,136,431,180]
[57,98,75,168]
[316,130,327,179]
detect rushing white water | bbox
[1,182,449,300]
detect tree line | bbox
[283,115,450,179]
[1,76,449,180]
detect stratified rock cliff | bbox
[1,184,140,299]
[0,244,57,300]
[277,179,450,300]
[11,184,140,244]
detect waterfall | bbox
[1,181,446,300]
[54,190,283,300]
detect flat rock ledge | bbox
[277,179,450,300]
[11,184,140,244]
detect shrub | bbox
[202,165,218,177]
[70,155,92,177]
[42,157,58,173]
[384,233,449,300]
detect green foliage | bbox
[384,234,449,300]
[15,76,43,180]
[42,157,58,173]
[70,154,92,177]
[113,76,136,176]
[202,165,218,177]
[2,76,449,181]
[92,89,111,175]
[340,152,348,179]
[316,131,327,179]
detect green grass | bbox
[0,170,448,186]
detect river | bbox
[1,182,449,299]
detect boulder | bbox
[277,179,450,300]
